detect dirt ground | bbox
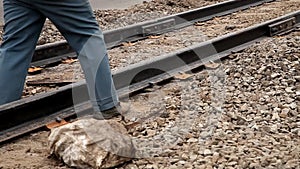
[0,0,299,168]
[0,131,67,169]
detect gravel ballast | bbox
[0,0,299,168]
[1,29,299,169]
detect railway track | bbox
[0,0,299,167]
[0,0,278,144]
[0,6,299,144]
[31,0,273,67]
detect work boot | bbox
[93,102,130,120]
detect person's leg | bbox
[33,0,118,112]
[0,0,45,105]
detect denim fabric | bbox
[0,0,118,111]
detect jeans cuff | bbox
[91,95,119,112]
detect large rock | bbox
[49,118,135,169]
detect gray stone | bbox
[49,118,135,169]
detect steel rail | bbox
[31,0,275,67]
[0,10,299,144]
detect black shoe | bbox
[93,102,130,120]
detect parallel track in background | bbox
[0,4,299,144]
[31,0,274,67]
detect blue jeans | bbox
[0,0,118,111]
